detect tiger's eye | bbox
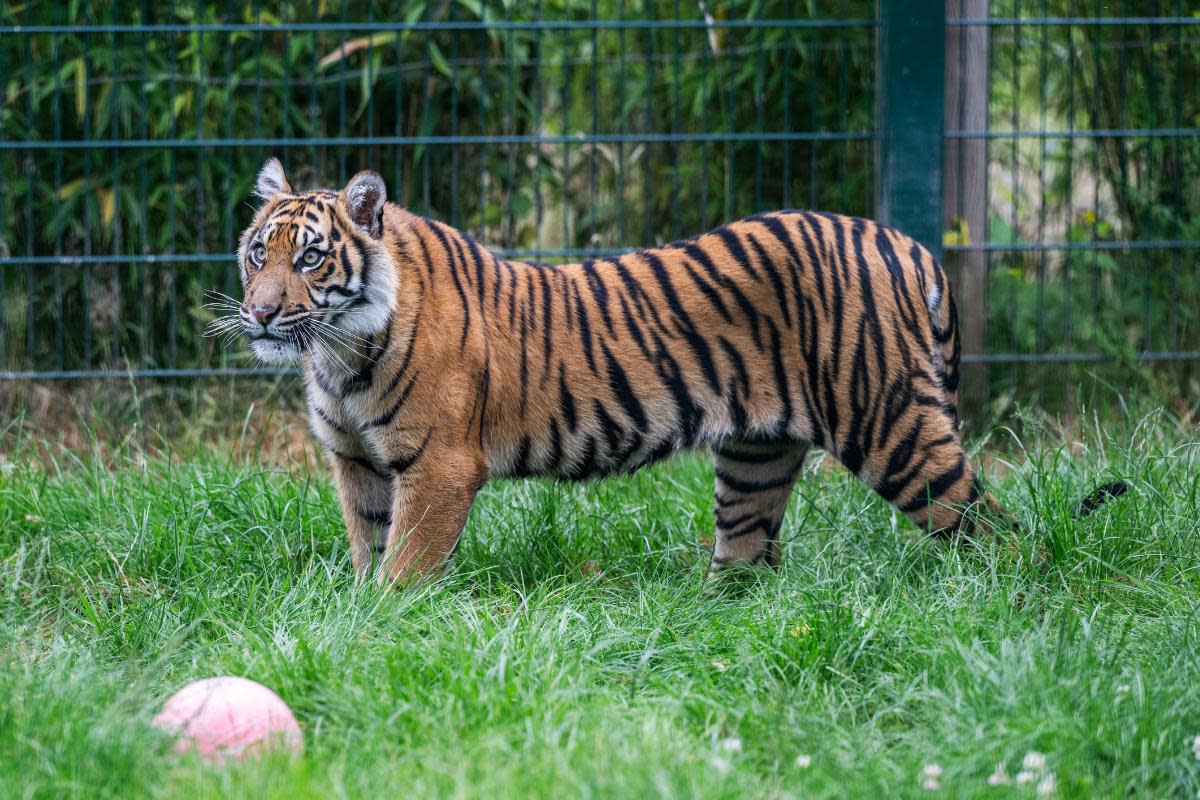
[250,243,266,265]
[302,249,322,268]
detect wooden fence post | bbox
[943,0,990,423]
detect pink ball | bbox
[152,676,303,762]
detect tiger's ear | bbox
[342,171,387,238]
[255,156,293,199]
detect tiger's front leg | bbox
[311,400,394,577]
[328,454,393,577]
[379,439,488,587]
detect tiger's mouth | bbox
[248,332,303,365]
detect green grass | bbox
[1,409,1199,798]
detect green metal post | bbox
[875,1,945,256]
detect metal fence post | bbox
[875,1,945,256]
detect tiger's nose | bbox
[251,304,280,326]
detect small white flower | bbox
[1022,751,1047,771]
[922,763,943,779]
[709,755,732,774]
[1036,773,1057,797]
[1016,770,1037,786]
[795,754,812,769]
[987,763,1009,786]
[719,737,742,753]
[1191,734,1200,759]
[1116,684,1131,694]
[922,777,940,791]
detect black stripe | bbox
[423,222,473,352]
[716,446,790,465]
[582,260,616,335]
[677,258,734,323]
[537,266,554,382]
[681,243,762,349]
[375,311,421,399]
[357,508,392,526]
[312,404,347,434]
[558,362,578,433]
[875,417,927,501]
[544,417,564,473]
[566,435,599,480]
[388,428,435,476]
[510,435,534,477]
[518,302,530,417]
[899,457,966,513]
[507,263,520,324]
[593,399,625,455]
[599,338,647,430]
[572,280,598,374]
[745,231,793,328]
[642,250,697,330]
[714,227,760,281]
[726,518,775,541]
[617,292,653,360]
[764,317,792,436]
[331,449,389,480]
[717,336,750,400]
[714,467,799,494]
[715,509,759,530]
[796,213,830,315]
[368,371,420,428]
[649,331,704,445]
[349,233,372,293]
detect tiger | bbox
[233,157,1127,585]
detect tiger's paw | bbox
[704,557,773,597]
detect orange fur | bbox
[234,159,1016,584]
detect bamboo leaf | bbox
[56,178,87,201]
[427,40,453,79]
[318,32,398,71]
[98,188,115,230]
[74,56,86,120]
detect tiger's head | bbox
[235,157,398,364]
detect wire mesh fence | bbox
[942,1,1200,409]
[0,2,1195,411]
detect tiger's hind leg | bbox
[865,404,997,537]
[709,441,810,573]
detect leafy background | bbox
[0,0,1195,415]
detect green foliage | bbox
[981,2,1200,404]
[0,1,874,373]
[1,411,1198,796]
[0,2,1194,408]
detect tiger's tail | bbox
[1072,480,1130,517]
[967,478,1129,539]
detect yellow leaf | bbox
[98,188,115,229]
[56,178,87,200]
[942,216,970,247]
